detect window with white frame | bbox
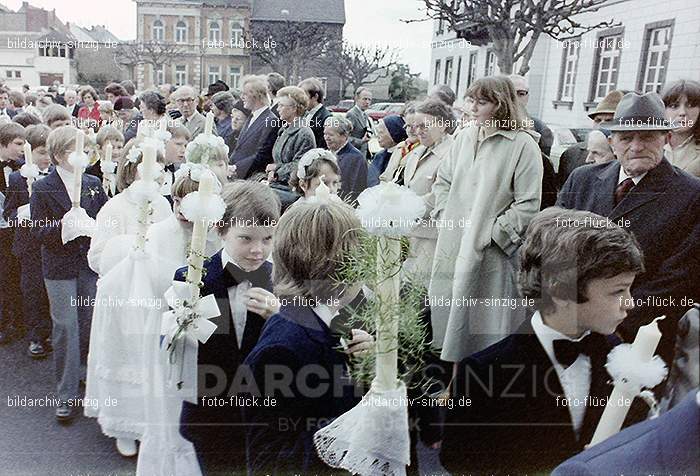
[558,39,580,101]
[485,51,495,76]
[468,52,478,87]
[444,57,454,87]
[152,19,164,41]
[230,21,243,48]
[209,21,221,43]
[208,65,221,85]
[229,66,242,89]
[593,34,622,100]
[175,65,187,86]
[175,21,187,44]
[154,64,165,85]
[641,26,672,93]
[434,59,441,85]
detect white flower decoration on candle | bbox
[356,182,426,236]
[101,160,117,175]
[175,162,206,183]
[179,170,226,224]
[67,149,90,169]
[20,162,40,179]
[307,175,342,204]
[161,280,219,347]
[127,146,142,164]
[185,134,228,165]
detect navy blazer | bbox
[557,159,700,341]
[553,390,699,476]
[336,141,368,204]
[175,252,273,441]
[29,168,107,280]
[440,318,646,475]
[243,303,361,474]
[229,107,280,179]
[3,167,52,257]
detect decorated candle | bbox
[374,236,401,391]
[104,142,113,164]
[589,316,666,446]
[23,142,32,165]
[160,116,168,133]
[187,171,215,300]
[140,142,157,181]
[72,130,85,208]
[204,111,215,136]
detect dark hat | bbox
[232,99,250,117]
[113,96,134,111]
[206,80,229,97]
[601,92,677,132]
[382,114,408,144]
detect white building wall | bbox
[429,0,700,127]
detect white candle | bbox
[72,130,85,208]
[375,236,401,391]
[187,171,215,300]
[160,116,168,133]
[104,142,113,164]
[140,143,157,181]
[204,111,215,136]
[315,175,331,200]
[589,316,665,446]
[23,142,32,164]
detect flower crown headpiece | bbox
[297,149,338,180]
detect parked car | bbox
[570,127,594,143]
[548,126,579,172]
[329,99,354,113]
[367,102,404,121]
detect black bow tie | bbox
[553,334,604,368]
[222,261,269,290]
[39,171,49,176]
[164,163,176,173]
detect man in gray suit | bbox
[172,85,218,139]
[345,86,373,159]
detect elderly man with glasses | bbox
[172,85,218,139]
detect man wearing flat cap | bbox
[557,92,700,363]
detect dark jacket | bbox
[552,389,699,476]
[229,107,280,179]
[29,168,107,280]
[336,141,368,203]
[440,318,645,475]
[243,304,361,475]
[307,104,332,149]
[346,105,370,157]
[3,167,52,257]
[556,159,700,344]
[557,141,588,189]
[532,116,553,158]
[272,122,316,184]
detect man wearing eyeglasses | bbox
[172,85,218,139]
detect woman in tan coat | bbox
[663,79,700,178]
[399,99,454,288]
[428,76,543,363]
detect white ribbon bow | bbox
[161,280,220,346]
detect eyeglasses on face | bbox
[516,90,529,97]
[176,97,196,103]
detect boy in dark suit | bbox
[176,181,281,472]
[3,124,53,357]
[243,200,374,475]
[30,125,108,421]
[440,207,647,474]
[0,122,26,344]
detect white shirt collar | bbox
[531,311,590,368]
[56,165,75,201]
[617,166,647,185]
[220,248,242,271]
[306,103,323,118]
[250,105,268,125]
[312,303,339,328]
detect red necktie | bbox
[614,178,635,206]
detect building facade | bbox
[134,0,252,92]
[429,0,700,128]
[0,2,76,87]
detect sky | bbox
[3,0,434,78]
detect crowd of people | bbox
[0,72,698,475]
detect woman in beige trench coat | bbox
[428,76,543,363]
